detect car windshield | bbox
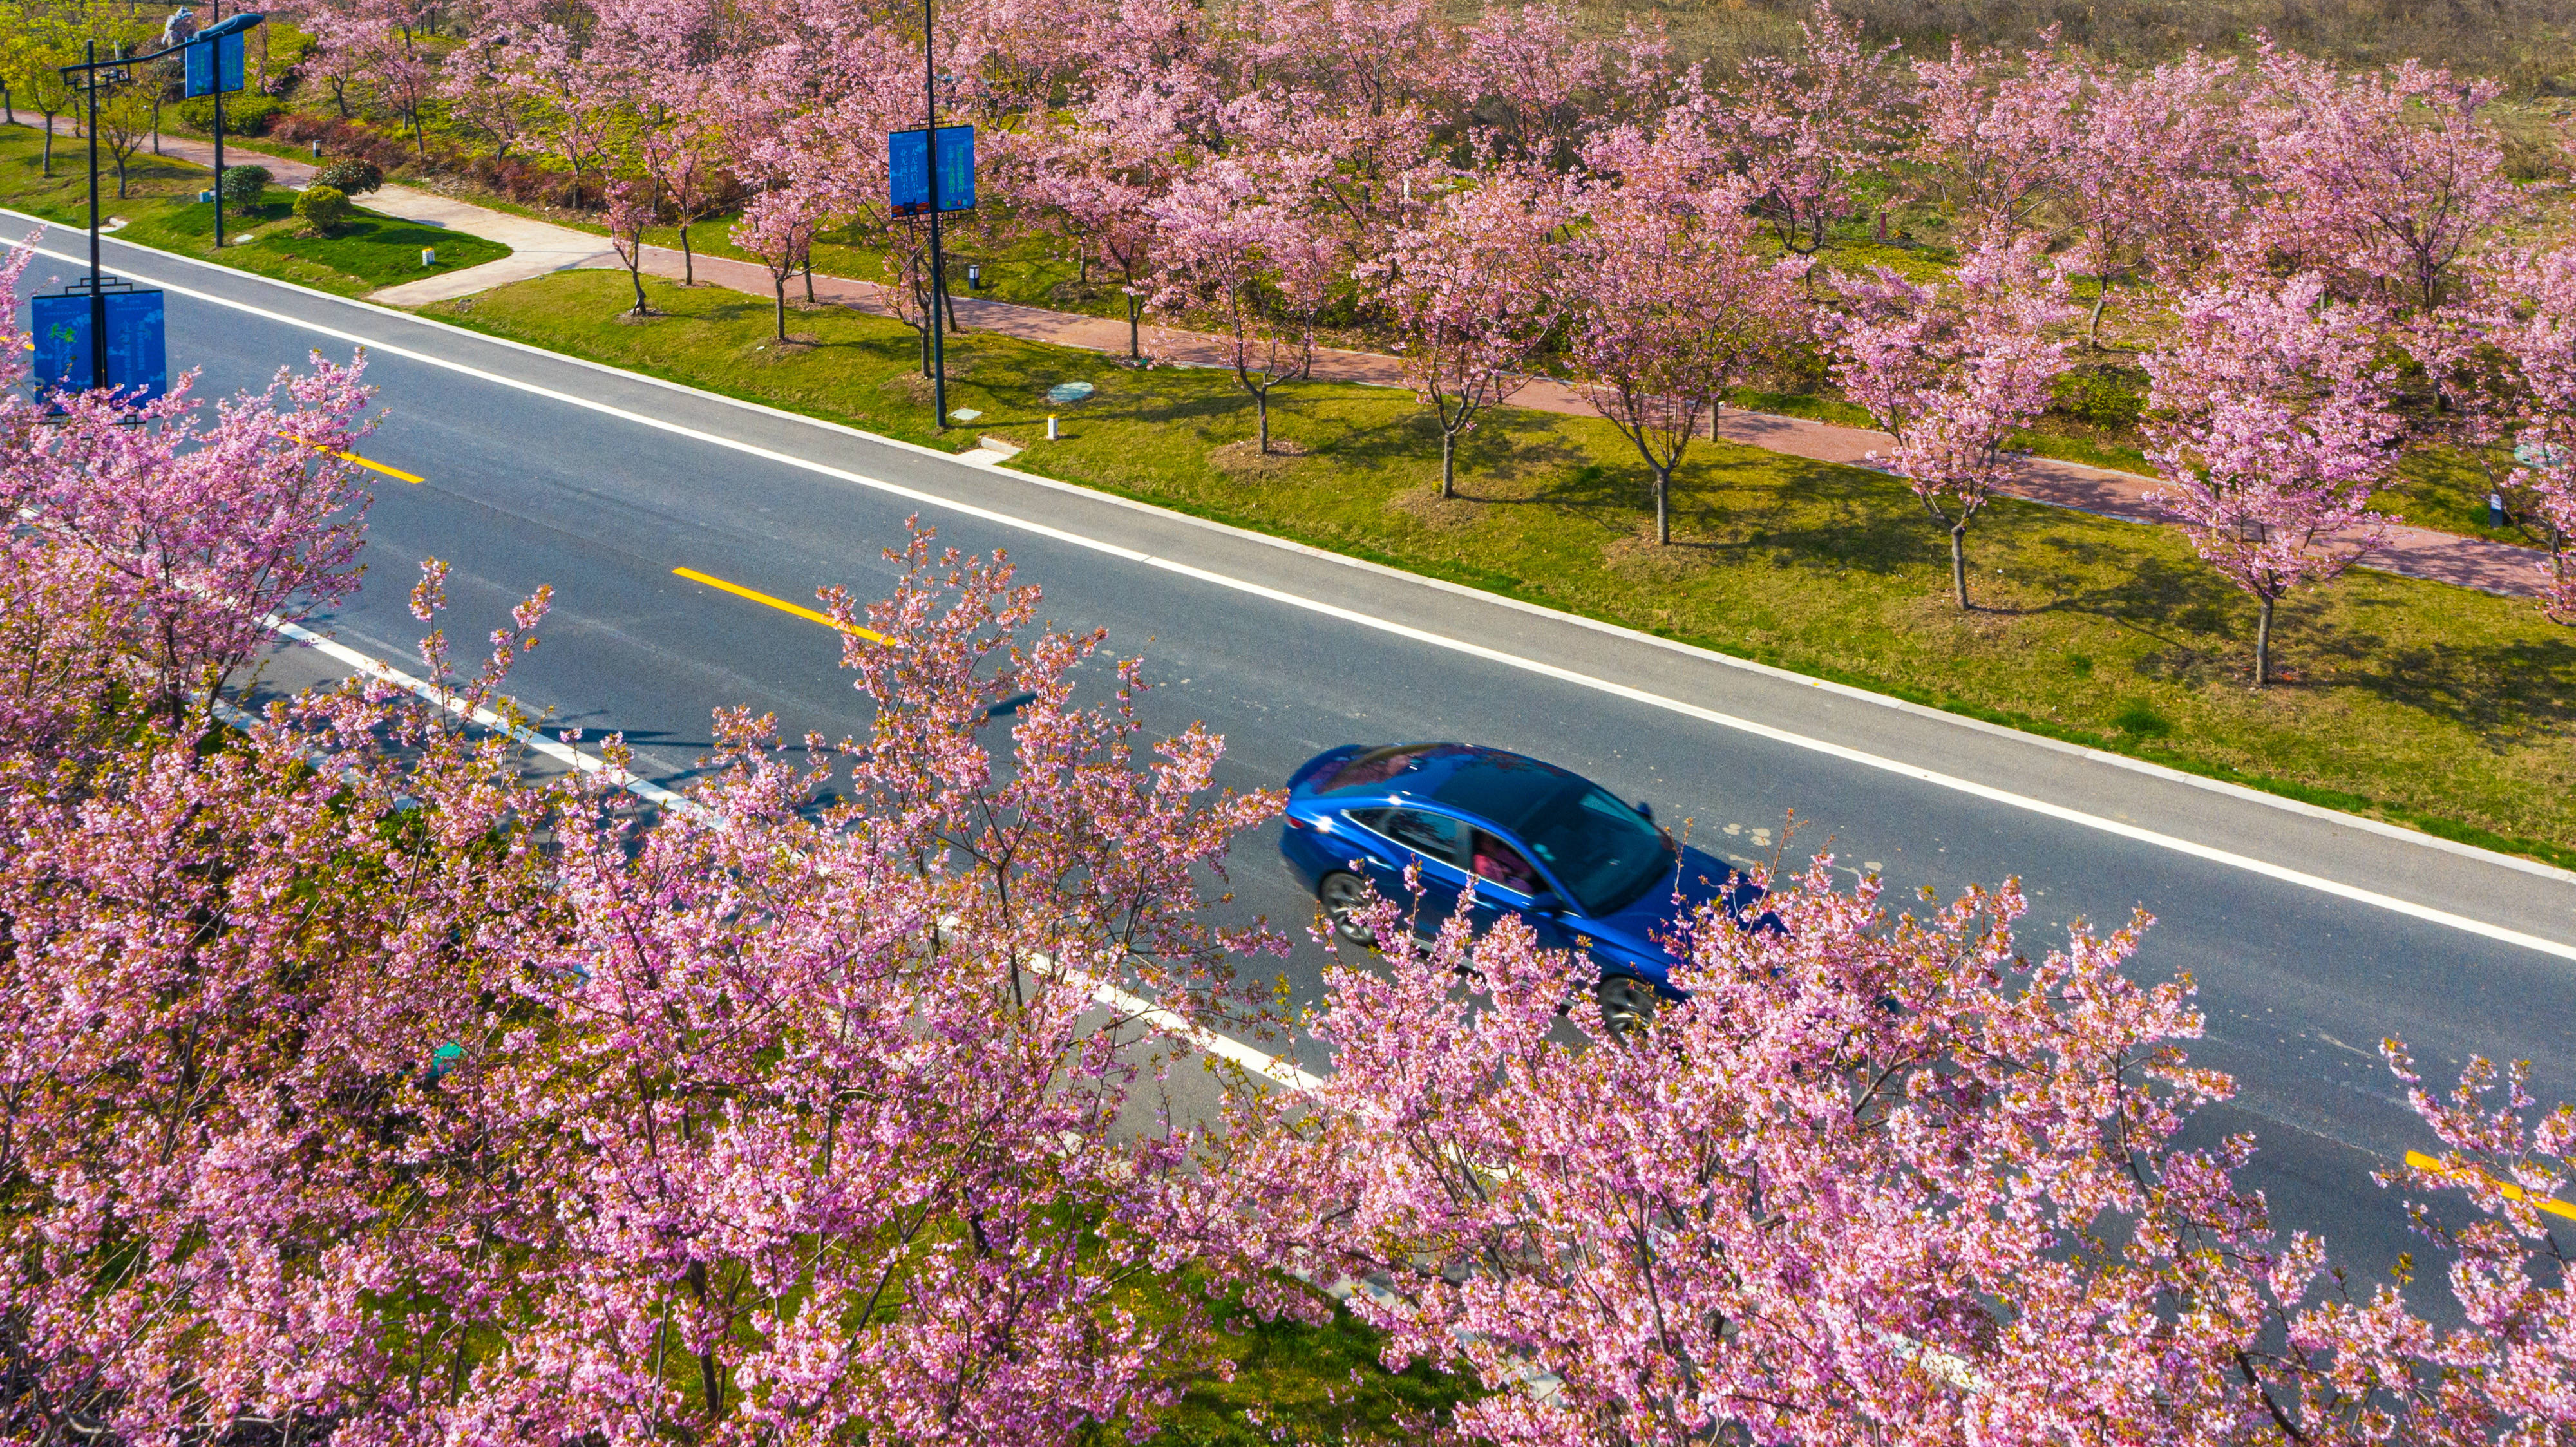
[1511,782,1672,916]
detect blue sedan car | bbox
[1277,742,1766,1028]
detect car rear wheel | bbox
[1596,974,1658,1036]
[1317,871,1376,946]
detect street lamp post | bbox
[56,13,264,392]
[923,0,947,429]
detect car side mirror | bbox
[1634,799,1653,822]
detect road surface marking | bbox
[254,618,1318,1092]
[279,432,423,484]
[28,232,2568,963]
[2404,1149,2576,1222]
[673,566,884,641]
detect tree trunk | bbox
[1951,524,1971,609]
[772,276,786,342]
[4,87,14,126]
[115,151,128,198]
[2254,594,2275,686]
[802,256,814,304]
[41,117,55,177]
[628,262,647,315]
[1654,464,1671,545]
[1256,389,1271,454]
[2087,282,2112,349]
[678,223,694,285]
[1126,294,1141,361]
[1440,429,1456,499]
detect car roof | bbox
[1320,743,1587,831]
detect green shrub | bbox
[175,95,283,135]
[312,158,383,196]
[292,184,354,234]
[217,164,271,205]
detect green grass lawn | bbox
[429,269,2576,863]
[0,124,508,296]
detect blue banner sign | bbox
[184,31,246,98]
[30,290,169,404]
[888,125,976,216]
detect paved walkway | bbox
[17,117,2544,599]
[6,119,603,302]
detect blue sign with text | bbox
[30,290,169,404]
[888,125,975,216]
[184,31,247,98]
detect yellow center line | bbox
[2403,1149,2576,1221]
[279,432,424,484]
[673,567,886,642]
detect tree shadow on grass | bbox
[2299,619,2576,739]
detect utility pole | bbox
[923,0,946,429]
[211,0,229,251]
[83,40,108,390]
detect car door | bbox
[1347,806,1471,935]
[1461,827,1566,943]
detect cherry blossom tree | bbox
[0,501,1293,1442]
[1451,0,1610,167]
[1909,35,2081,245]
[730,181,826,343]
[1149,164,1337,455]
[1376,166,1566,498]
[605,176,654,315]
[1563,153,1806,546]
[0,237,375,728]
[2143,274,2401,686]
[1727,1,1906,265]
[1198,863,2302,1447]
[2479,245,2576,623]
[1820,236,2075,609]
[637,99,732,287]
[1020,73,1197,363]
[2055,51,2247,346]
[2249,48,2519,316]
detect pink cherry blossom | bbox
[1563,136,1807,546]
[1148,163,1338,455]
[2143,274,2401,685]
[1374,164,1568,498]
[1820,235,2076,609]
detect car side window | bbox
[1366,808,1464,867]
[1470,829,1542,896]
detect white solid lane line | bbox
[17,232,2570,961]
[268,618,1325,1092]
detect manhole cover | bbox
[1045,380,1097,404]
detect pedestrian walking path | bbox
[6,119,601,302]
[15,115,2546,599]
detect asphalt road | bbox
[14,214,2576,1289]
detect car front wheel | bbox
[1318,871,1377,946]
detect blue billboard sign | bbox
[30,290,169,404]
[184,30,247,98]
[888,125,975,216]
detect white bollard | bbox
[1047,415,1059,440]
[421,247,436,268]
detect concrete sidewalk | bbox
[17,114,2547,600]
[6,118,604,302]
